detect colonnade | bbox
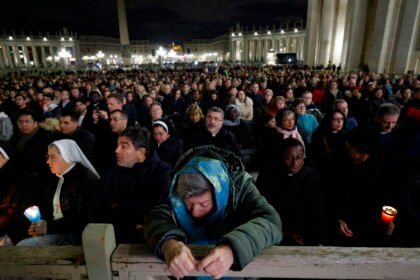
[305,0,420,73]
[230,31,305,63]
[0,37,78,69]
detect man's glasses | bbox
[17,120,34,125]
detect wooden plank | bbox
[0,246,85,265]
[0,265,87,279]
[0,246,86,279]
[111,244,420,279]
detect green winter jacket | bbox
[144,145,282,271]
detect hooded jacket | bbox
[144,145,282,271]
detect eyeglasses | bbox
[206,116,222,122]
[332,117,344,122]
[17,119,34,125]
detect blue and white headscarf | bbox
[169,156,231,245]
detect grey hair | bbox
[377,103,400,118]
[176,172,212,200]
[207,106,224,119]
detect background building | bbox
[0,0,419,73]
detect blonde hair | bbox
[185,104,204,120]
[39,118,61,133]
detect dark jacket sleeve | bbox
[218,172,282,270]
[143,203,187,259]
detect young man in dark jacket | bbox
[90,127,171,244]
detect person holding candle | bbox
[17,139,100,246]
[315,127,398,246]
[0,140,42,245]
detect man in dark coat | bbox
[315,127,396,246]
[90,127,171,244]
[189,106,241,156]
[257,138,326,246]
[9,110,52,177]
[57,110,97,166]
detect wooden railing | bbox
[1,224,420,280]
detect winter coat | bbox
[144,145,282,271]
[91,151,171,244]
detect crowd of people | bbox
[0,64,419,278]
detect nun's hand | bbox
[28,219,47,236]
[162,239,197,279]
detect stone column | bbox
[117,0,130,65]
[229,39,234,61]
[231,40,236,61]
[242,39,247,62]
[344,0,368,70]
[296,37,301,60]
[304,0,322,66]
[4,46,13,68]
[41,46,47,67]
[300,36,304,60]
[117,0,130,45]
[340,0,353,68]
[256,39,261,62]
[393,0,420,73]
[318,0,336,66]
[32,45,39,67]
[50,46,56,66]
[0,46,5,68]
[366,0,401,73]
[249,39,255,61]
[12,46,19,67]
[22,45,30,66]
[261,40,266,62]
[332,0,348,64]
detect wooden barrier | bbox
[0,246,87,279]
[1,224,420,280]
[111,244,420,280]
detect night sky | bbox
[0,0,307,44]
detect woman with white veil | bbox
[18,139,100,246]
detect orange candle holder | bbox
[381,205,397,223]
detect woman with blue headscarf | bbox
[144,145,282,279]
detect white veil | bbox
[51,139,100,179]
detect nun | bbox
[18,139,100,246]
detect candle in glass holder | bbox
[381,206,397,223]
[24,206,41,223]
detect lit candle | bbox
[381,206,397,223]
[24,206,41,223]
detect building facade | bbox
[0,0,419,73]
[305,0,420,73]
[229,24,305,63]
[0,31,79,69]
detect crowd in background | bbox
[0,64,419,249]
